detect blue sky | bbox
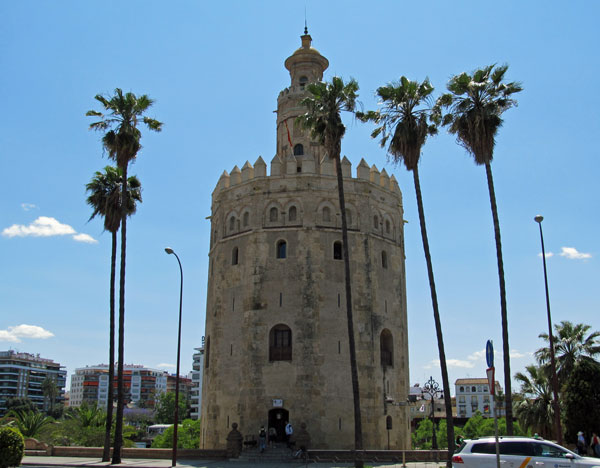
[1,1,598,394]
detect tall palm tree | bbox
[297,76,363,467]
[86,165,142,462]
[87,89,162,463]
[357,77,454,466]
[41,376,58,414]
[514,365,554,439]
[435,65,522,434]
[536,320,600,386]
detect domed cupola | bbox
[284,27,329,88]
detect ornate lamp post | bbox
[165,247,183,466]
[423,376,442,450]
[533,216,562,445]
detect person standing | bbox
[285,421,293,449]
[268,426,277,448]
[577,431,587,455]
[591,432,600,457]
[259,426,267,453]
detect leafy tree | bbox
[358,76,454,465]
[151,419,201,448]
[5,398,36,414]
[297,76,363,467]
[86,165,142,461]
[0,426,24,468]
[154,391,188,425]
[536,321,600,387]
[9,410,53,438]
[562,359,600,443]
[435,65,522,434]
[87,89,162,463]
[514,364,554,439]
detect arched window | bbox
[243,212,249,227]
[460,386,465,392]
[333,241,343,260]
[288,206,297,222]
[322,206,331,222]
[299,76,308,89]
[232,247,239,265]
[380,329,393,367]
[382,251,388,269]
[373,215,379,229]
[385,219,391,234]
[472,386,476,392]
[276,240,287,259]
[269,207,278,222]
[229,216,236,232]
[269,324,292,361]
[293,144,304,156]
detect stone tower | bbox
[200,31,410,450]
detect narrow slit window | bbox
[232,247,239,265]
[382,251,388,269]
[333,241,343,260]
[276,240,287,259]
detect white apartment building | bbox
[190,345,204,420]
[70,364,167,408]
[455,378,504,418]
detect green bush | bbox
[0,426,25,468]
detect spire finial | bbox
[304,7,308,35]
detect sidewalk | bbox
[22,455,446,468]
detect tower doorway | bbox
[268,408,289,443]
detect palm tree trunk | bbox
[484,161,513,434]
[413,167,454,465]
[334,152,363,468]
[102,229,117,462]
[112,164,128,464]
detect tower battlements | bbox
[214,155,401,197]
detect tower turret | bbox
[276,31,329,167]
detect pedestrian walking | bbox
[591,432,600,457]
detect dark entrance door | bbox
[268,408,289,443]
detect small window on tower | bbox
[299,76,308,89]
[276,240,287,259]
[294,144,304,156]
[322,206,331,223]
[270,207,278,222]
[333,241,343,260]
[288,206,297,222]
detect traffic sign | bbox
[486,340,494,368]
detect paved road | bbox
[22,455,446,468]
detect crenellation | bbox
[357,158,370,180]
[230,165,241,186]
[254,156,267,177]
[341,156,352,178]
[380,168,390,189]
[241,161,254,182]
[270,155,282,176]
[370,164,380,185]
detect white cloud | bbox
[560,247,591,260]
[0,324,54,343]
[424,359,475,369]
[156,363,176,369]
[510,350,529,359]
[538,252,554,258]
[73,233,98,244]
[2,216,98,244]
[21,203,37,211]
[2,216,75,238]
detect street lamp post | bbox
[165,247,183,467]
[534,215,562,445]
[423,376,442,450]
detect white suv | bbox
[453,437,600,468]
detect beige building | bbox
[200,31,410,450]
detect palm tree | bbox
[41,376,58,414]
[9,410,53,438]
[514,365,554,439]
[297,76,363,467]
[87,89,162,463]
[536,321,600,386]
[86,165,142,462]
[435,65,522,434]
[357,77,454,466]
